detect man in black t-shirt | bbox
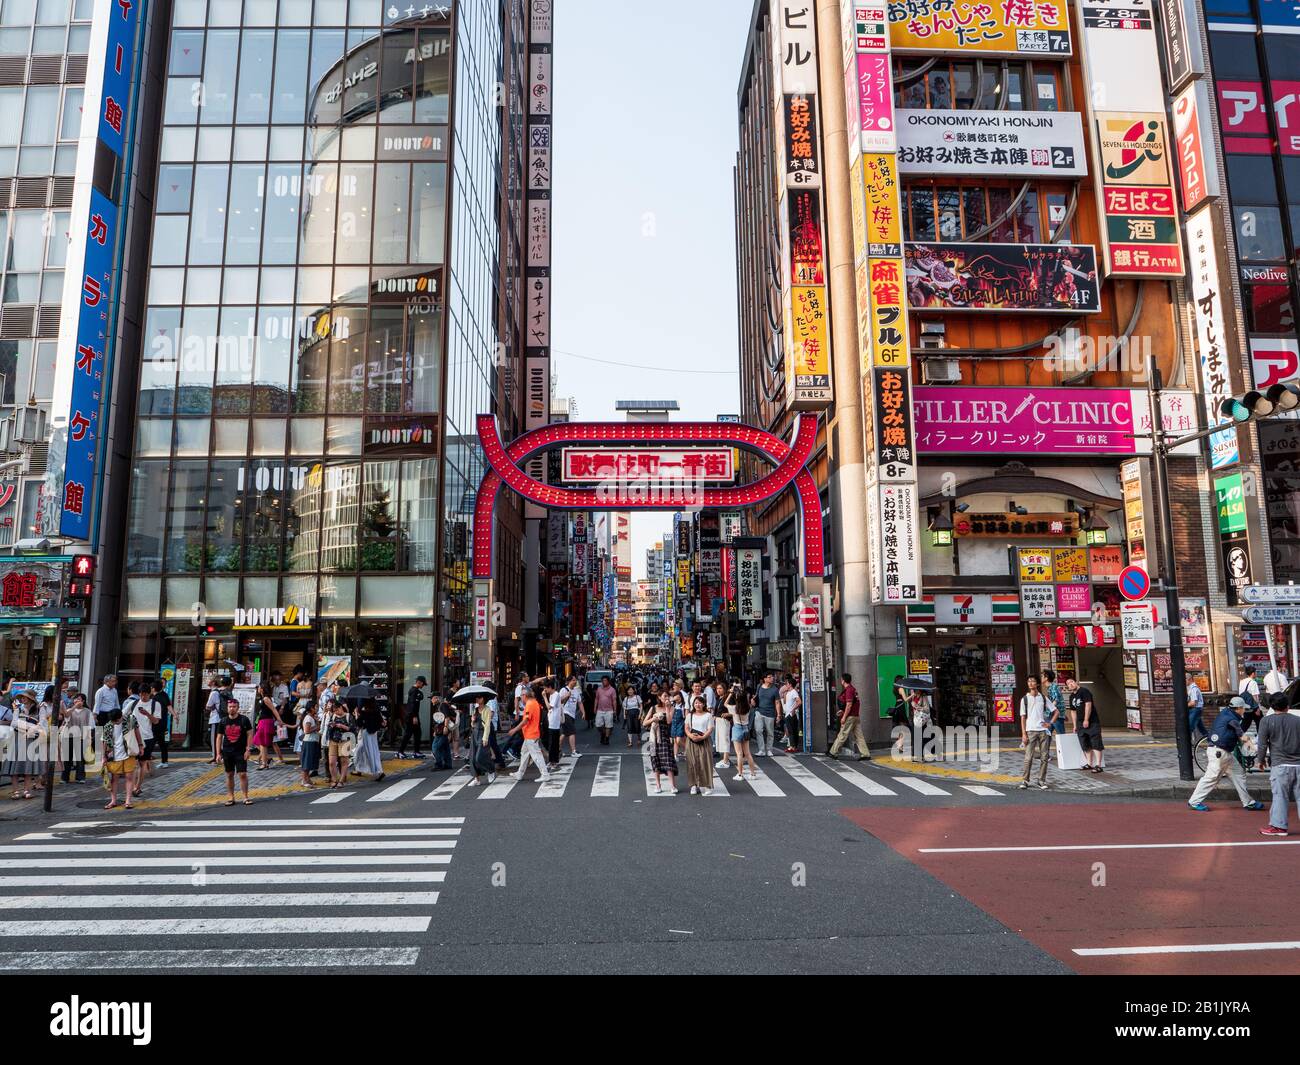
[150,680,172,765]
[1066,677,1104,773]
[220,697,253,805]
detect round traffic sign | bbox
[1119,565,1151,601]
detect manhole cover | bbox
[66,824,130,838]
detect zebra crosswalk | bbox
[0,817,461,971]
[312,753,1008,804]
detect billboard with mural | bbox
[904,242,1101,313]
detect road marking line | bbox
[920,839,1300,854]
[48,818,464,828]
[770,755,839,796]
[21,828,460,841]
[0,840,457,854]
[590,756,621,797]
[0,892,440,909]
[0,947,422,971]
[960,785,1003,796]
[479,774,520,799]
[1073,940,1300,957]
[424,768,471,800]
[0,917,432,937]
[310,791,354,804]
[702,768,729,796]
[0,872,446,887]
[536,760,574,798]
[0,854,453,869]
[893,776,950,796]
[367,779,422,803]
[814,757,897,796]
[740,770,785,797]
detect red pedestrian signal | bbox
[68,555,96,601]
[72,555,96,579]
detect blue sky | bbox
[550,0,754,575]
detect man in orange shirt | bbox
[508,683,553,783]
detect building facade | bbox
[23,0,533,741]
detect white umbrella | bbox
[451,684,496,704]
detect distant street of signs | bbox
[1242,605,1300,625]
[1240,585,1300,604]
[1118,565,1151,601]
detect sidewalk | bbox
[869,729,1273,799]
[0,751,426,823]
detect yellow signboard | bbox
[1052,546,1090,583]
[787,285,832,409]
[887,2,1072,58]
[867,259,908,368]
[1017,548,1053,583]
[861,153,902,256]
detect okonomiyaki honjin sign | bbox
[904,243,1101,312]
[913,386,1138,454]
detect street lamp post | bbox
[1147,355,1195,781]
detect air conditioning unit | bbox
[918,320,946,350]
[921,358,961,384]
[13,405,44,444]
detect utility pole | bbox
[1147,354,1195,781]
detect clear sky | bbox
[550,0,753,578]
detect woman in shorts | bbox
[325,703,354,788]
[622,685,642,748]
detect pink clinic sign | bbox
[914,386,1138,455]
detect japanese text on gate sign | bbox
[560,449,735,483]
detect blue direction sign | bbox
[1243,605,1300,625]
[1240,585,1300,604]
[1119,565,1151,601]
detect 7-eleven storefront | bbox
[905,594,1028,732]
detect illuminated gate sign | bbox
[561,448,734,482]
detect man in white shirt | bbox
[703,683,718,711]
[513,673,531,715]
[92,674,119,725]
[1264,666,1290,697]
[561,676,584,756]
[1239,666,1263,715]
[271,671,290,709]
[546,682,565,767]
[132,687,162,796]
[1018,675,1052,790]
[781,680,802,752]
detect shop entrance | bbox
[908,627,1030,732]
[236,634,313,691]
[1075,644,1126,728]
[0,625,58,684]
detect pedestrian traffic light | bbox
[1219,383,1300,423]
[67,554,96,601]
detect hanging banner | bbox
[904,242,1102,313]
[1186,206,1241,469]
[887,0,1072,55]
[861,153,902,257]
[872,367,916,481]
[1171,81,1219,213]
[877,482,921,604]
[783,93,821,188]
[897,109,1086,177]
[787,285,832,408]
[736,548,762,622]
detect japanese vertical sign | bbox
[1186,207,1240,469]
[55,0,141,539]
[736,548,763,622]
[523,0,554,515]
[776,2,833,411]
[1077,0,1185,278]
[841,3,919,602]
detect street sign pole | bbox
[1149,356,1194,781]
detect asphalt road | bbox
[0,727,1288,975]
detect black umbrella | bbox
[342,682,377,705]
[893,676,935,693]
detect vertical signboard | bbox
[843,3,919,603]
[1186,207,1240,469]
[523,0,554,517]
[52,0,142,539]
[1077,0,1185,278]
[1171,81,1219,213]
[776,2,833,412]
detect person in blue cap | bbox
[1188,696,1267,813]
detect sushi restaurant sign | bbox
[234,604,313,631]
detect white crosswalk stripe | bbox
[424,767,472,800]
[737,768,785,797]
[642,747,673,797]
[0,817,459,971]
[536,760,575,798]
[310,790,353,804]
[893,776,951,796]
[590,756,621,796]
[960,785,1003,796]
[367,779,422,802]
[814,757,897,795]
[770,754,839,796]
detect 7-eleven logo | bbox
[953,595,975,622]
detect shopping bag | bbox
[1054,731,1085,770]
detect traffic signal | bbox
[67,554,96,601]
[1219,383,1300,423]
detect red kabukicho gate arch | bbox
[471,412,824,580]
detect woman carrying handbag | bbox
[101,705,142,810]
[684,696,715,796]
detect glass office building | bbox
[113,0,523,740]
